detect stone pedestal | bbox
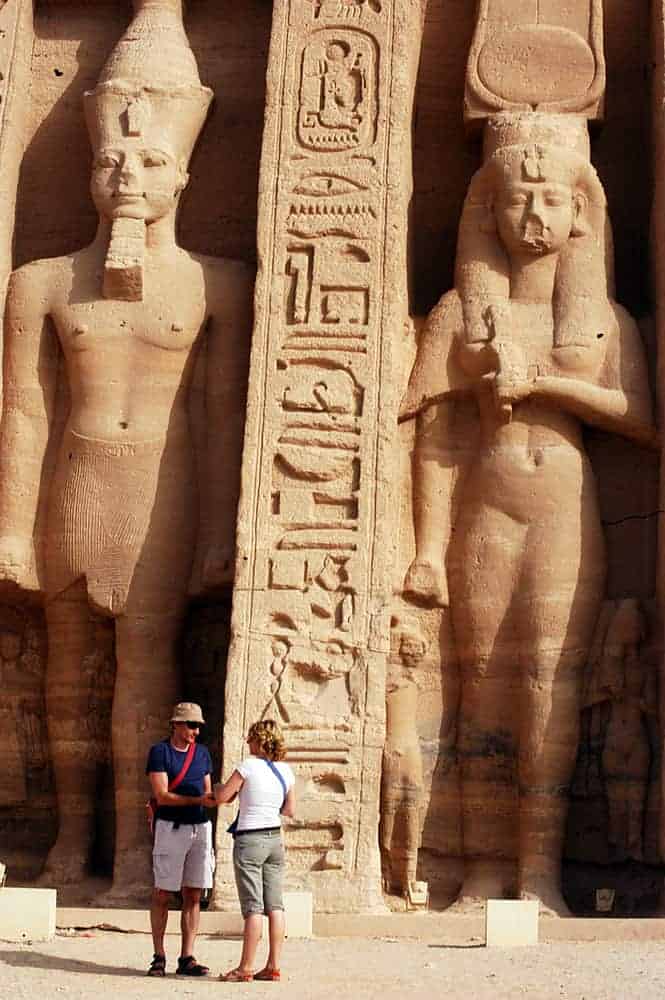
[0,888,56,942]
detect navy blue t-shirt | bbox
[146,740,213,826]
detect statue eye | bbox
[507,194,528,207]
[545,196,566,207]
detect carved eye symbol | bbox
[295,173,367,197]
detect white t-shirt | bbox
[235,755,295,832]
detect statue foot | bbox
[103,846,154,904]
[519,877,571,917]
[37,844,89,887]
[403,559,449,607]
[447,893,488,914]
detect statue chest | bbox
[507,302,605,378]
[54,300,208,359]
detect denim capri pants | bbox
[233,829,285,918]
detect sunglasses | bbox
[185,721,201,730]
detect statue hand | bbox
[404,558,449,607]
[492,372,535,409]
[201,543,235,589]
[0,535,36,589]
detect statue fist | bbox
[201,543,235,589]
[0,535,36,589]
[404,558,449,607]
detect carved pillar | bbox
[0,0,33,378]
[214,0,427,912]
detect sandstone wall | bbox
[0,0,660,914]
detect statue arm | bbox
[401,292,470,607]
[198,259,254,590]
[532,308,656,448]
[404,400,457,607]
[0,264,57,585]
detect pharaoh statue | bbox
[400,112,655,914]
[0,0,253,895]
[380,622,427,903]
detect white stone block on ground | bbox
[485,899,539,947]
[0,888,56,942]
[263,891,313,939]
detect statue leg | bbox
[379,783,397,891]
[106,607,183,899]
[40,581,106,884]
[404,795,422,889]
[450,503,524,904]
[516,508,605,915]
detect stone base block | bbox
[262,891,313,939]
[0,888,57,941]
[485,900,539,947]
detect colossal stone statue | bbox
[0,0,252,895]
[400,112,655,914]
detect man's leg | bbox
[40,582,108,883]
[150,888,171,959]
[180,886,202,959]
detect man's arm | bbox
[0,263,58,586]
[149,771,210,808]
[198,259,254,590]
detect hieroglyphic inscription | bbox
[218,0,427,911]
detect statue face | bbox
[494,177,576,257]
[90,142,185,224]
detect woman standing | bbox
[214,719,296,982]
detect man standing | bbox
[146,702,214,978]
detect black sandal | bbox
[147,953,166,977]
[176,955,209,977]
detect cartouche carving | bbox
[401,112,655,914]
[0,0,252,894]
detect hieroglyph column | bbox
[0,0,33,380]
[215,0,427,912]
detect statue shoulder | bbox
[423,289,463,336]
[194,253,255,310]
[7,254,73,314]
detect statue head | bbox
[83,0,213,298]
[455,113,612,351]
[491,145,591,258]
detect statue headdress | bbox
[83,0,213,300]
[455,113,614,355]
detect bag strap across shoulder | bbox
[263,757,287,803]
[169,741,196,792]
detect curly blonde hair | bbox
[248,719,287,762]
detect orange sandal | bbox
[219,968,253,982]
[254,967,281,981]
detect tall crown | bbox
[84,0,213,163]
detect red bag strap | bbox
[169,741,196,792]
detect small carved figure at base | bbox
[379,622,427,899]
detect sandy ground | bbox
[3,930,665,999]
